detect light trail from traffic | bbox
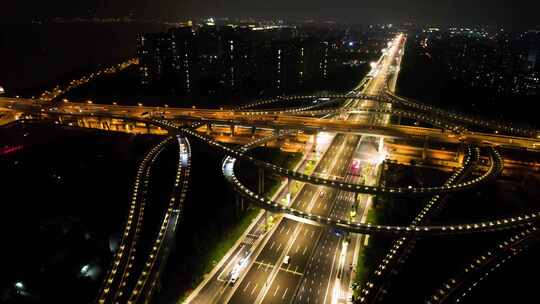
[2,32,540,304]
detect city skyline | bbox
[1,0,540,29]
[1,4,540,304]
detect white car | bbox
[229,270,239,285]
[283,255,290,265]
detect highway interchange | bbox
[218,35,402,304]
[1,33,540,304]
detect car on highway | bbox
[319,191,325,198]
[349,159,361,176]
[331,228,345,237]
[283,255,290,265]
[229,269,240,285]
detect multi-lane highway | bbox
[195,34,406,304]
[3,31,540,304]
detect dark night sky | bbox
[2,0,539,28]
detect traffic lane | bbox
[285,226,322,273]
[267,225,324,301]
[202,233,267,303]
[263,267,305,304]
[294,184,323,210]
[192,208,270,304]
[263,227,325,304]
[227,183,327,303]
[194,132,350,303]
[291,194,356,304]
[227,219,298,304]
[291,152,370,303]
[308,139,359,218]
[331,191,354,219]
[251,185,335,301]
[297,135,351,212]
[227,133,348,303]
[256,219,301,265]
[256,188,337,303]
[293,39,396,303]
[228,220,300,304]
[229,267,268,304]
[228,37,393,303]
[294,231,341,304]
[230,222,319,304]
[261,135,359,303]
[234,133,350,304]
[190,244,247,303]
[314,135,346,171]
[276,188,339,272]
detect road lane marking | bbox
[251,283,258,295]
[274,285,280,296]
[243,281,251,293]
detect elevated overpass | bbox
[2,32,540,304]
[3,95,540,151]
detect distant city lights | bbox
[38,58,137,102]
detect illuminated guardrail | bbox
[97,137,173,303]
[358,147,480,303]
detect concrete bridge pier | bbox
[230,124,235,136]
[258,168,274,231]
[312,132,317,153]
[97,120,103,130]
[286,177,292,205]
[235,193,244,212]
[102,120,110,131]
[456,144,465,163]
[422,136,429,160]
[258,168,265,195]
[206,123,213,135]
